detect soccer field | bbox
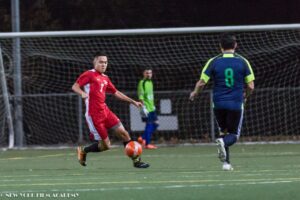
[0,144,299,200]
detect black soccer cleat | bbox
[134,161,150,168]
[133,157,150,168]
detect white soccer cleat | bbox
[216,138,226,162]
[222,162,234,171]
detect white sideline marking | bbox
[0,177,299,187]
[0,153,72,161]
[1,170,298,182]
[0,168,298,179]
[0,180,296,193]
[1,151,299,161]
[0,174,85,179]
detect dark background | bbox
[1,0,300,32]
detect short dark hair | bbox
[220,33,237,50]
[94,51,107,58]
[143,67,152,72]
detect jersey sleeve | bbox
[243,58,255,83]
[137,80,144,101]
[76,71,91,87]
[200,58,214,83]
[106,78,117,94]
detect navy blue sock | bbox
[149,123,156,139]
[223,134,237,147]
[143,123,152,145]
[225,146,230,163]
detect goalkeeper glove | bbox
[140,105,149,118]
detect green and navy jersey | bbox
[137,79,155,112]
[200,53,255,110]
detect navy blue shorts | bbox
[142,111,158,123]
[214,108,243,137]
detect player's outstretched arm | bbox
[114,91,142,108]
[72,83,88,99]
[189,79,206,101]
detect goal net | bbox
[1,25,300,147]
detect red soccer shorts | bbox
[85,106,120,141]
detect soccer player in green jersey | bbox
[137,68,159,149]
[190,33,255,170]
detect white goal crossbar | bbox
[0,23,300,38]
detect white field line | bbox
[0,174,85,178]
[0,168,299,180]
[0,170,300,183]
[0,151,299,161]
[0,177,299,188]
[1,171,298,183]
[0,180,298,194]
[0,153,74,161]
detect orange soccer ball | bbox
[125,141,142,158]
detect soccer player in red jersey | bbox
[72,52,149,168]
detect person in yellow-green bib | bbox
[137,68,159,149]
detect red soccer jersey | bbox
[76,69,117,115]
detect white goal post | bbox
[0,46,14,149]
[1,23,300,148]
